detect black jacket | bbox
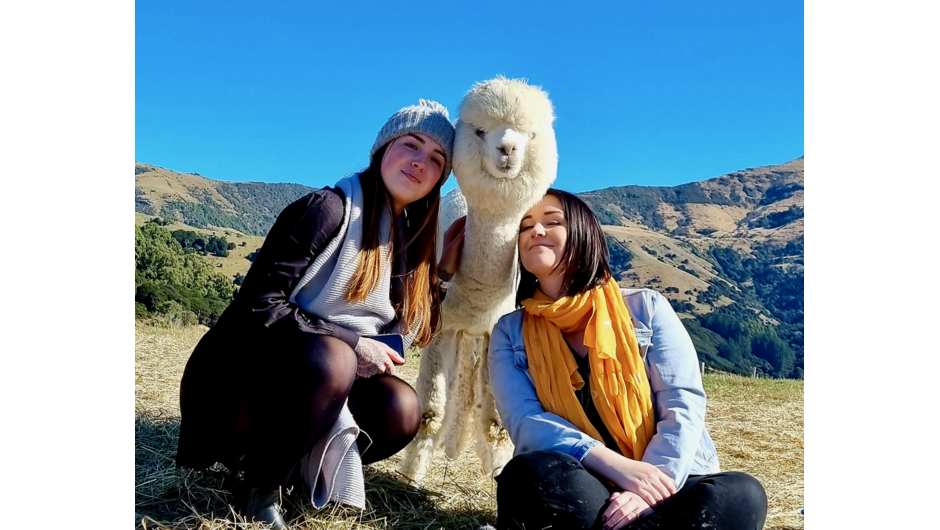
[175,188,409,469]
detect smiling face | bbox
[518,193,568,284]
[380,133,447,214]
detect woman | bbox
[175,100,465,529]
[488,189,767,530]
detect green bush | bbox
[171,230,232,257]
[750,206,803,229]
[135,223,236,325]
[669,299,695,313]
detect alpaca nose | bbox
[498,143,516,156]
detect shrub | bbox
[135,224,236,325]
[669,299,695,313]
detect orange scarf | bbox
[521,280,655,460]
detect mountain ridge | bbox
[134,157,804,377]
[135,162,317,236]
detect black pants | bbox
[234,333,422,488]
[495,450,767,530]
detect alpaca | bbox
[400,77,558,482]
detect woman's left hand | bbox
[602,491,652,530]
[438,215,467,280]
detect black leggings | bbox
[495,451,767,530]
[237,333,421,488]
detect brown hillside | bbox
[582,157,804,256]
[135,163,239,213]
[604,224,728,315]
[689,157,804,244]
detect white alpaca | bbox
[400,77,558,482]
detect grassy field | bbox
[136,323,803,530]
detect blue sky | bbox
[135,1,803,194]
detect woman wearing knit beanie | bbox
[175,100,465,528]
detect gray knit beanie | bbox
[370,99,455,182]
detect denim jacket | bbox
[489,288,720,489]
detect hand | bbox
[438,215,466,280]
[581,446,676,507]
[603,491,652,530]
[353,337,396,378]
[609,458,677,507]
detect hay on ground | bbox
[135,322,803,529]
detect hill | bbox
[135,158,804,377]
[579,157,804,248]
[135,162,316,236]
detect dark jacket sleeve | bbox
[233,188,360,349]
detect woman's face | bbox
[380,133,447,214]
[518,194,568,281]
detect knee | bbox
[358,375,421,440]
[727,472,768,516]
[704,472,768,521]
[496,451,605,530]
[304,335,356,379]
[388,380,421,439]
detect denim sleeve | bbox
[489,314,601,461]
[637,290,708,490]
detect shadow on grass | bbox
[135,411,236,528]
[136,412,495,529]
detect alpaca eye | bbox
[529,131,537,139]
[475,128,486,138]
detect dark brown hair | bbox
[344,142,443,347]
[515,188,612,305]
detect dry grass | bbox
[136,323,803,530]
[702,374,804,530]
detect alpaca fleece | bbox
[400,77,558,482]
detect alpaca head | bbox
[453,77,558,218]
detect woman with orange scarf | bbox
[488,190,767,530]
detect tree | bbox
[750,333,796,377]
[136,224,236,325]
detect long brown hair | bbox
[344,143,443,347]
[515,188,613,306]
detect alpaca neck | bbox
[461,213,519,280]
[443,211,521,334]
